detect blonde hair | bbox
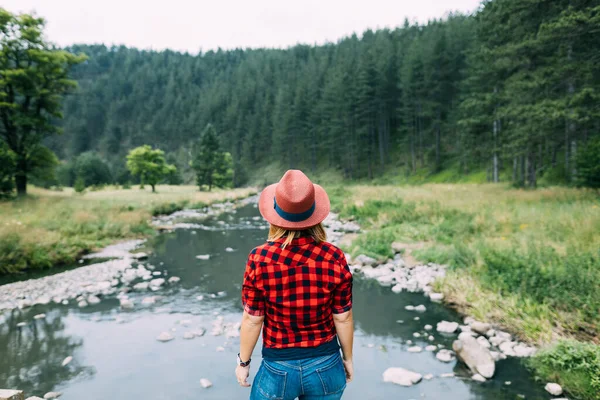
[268,223,327,249]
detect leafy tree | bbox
[74,152,112,187]
[126,145,175,192]
[0,9,86,196]
[28,145,59,188]
[0,141,14,196]
[191,124,232,191]
[576,136,600,189]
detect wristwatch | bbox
[237,353,251,367]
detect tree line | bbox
[2,0,600,195]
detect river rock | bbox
[472,374,486,382]
[452,336,495,378]
[544,383,563,396]
[424,324,433,330]
[119,298,134,309]
[413,332,421,338]
[471,321,492,335]
[225,247,235,252]
[414,304,427,312]
[489,335,508,347]
[78,300,88,308]
[183,332,195,339]
[196,254,210,260]
[407,346,422,353]
[43,393,62,399]
[133,282,149,291]
[168,276,181,284]
[149,278,165,289]
[441,373,455,378]
[157,332,174,342]
[429,292,444,302]
[382,367,423,387]
[425,345,437,351]
[436,349,455,363]
[131,252,148,260]
[192,328,206,337]
[377,274,395,287]
[355,254,377,266]
[513,343,536,358]
[477,336,492,349]
[424,373,434,380]
[437,321,459,333]
[87,295,101,305]
[0,390,23,400]
[61,356,73,367]
[485,329,496,338]
[200,378,213,388]
[26,397,44,400]
[141,296,156,305]
[33,313,46,320]
[499,341,517,356]
[405,305,415,311]
[391,284,403,293]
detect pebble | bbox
[61,356,73,367]
[425,345,437,351]
[120,298,134,310]
[414,304,427,312]
[183,332,195,339]
[428,335,435,341]
[413,332,421,338]
[436,349,455,363]
[405,305,415,311]
[407,346,422,353]
[43,393,62,399]
[196,295,205,301]
[424,324,433,330]
[414,317,420,321]
[437,321,459,333]
[157,332,174,342]
[200,378,213,388]
[17,322,27,327]
[429,292,444,302]
[168,276,181,284]
[78,300,88,308]
[544,383,563,396]
[225,247,235,252]
[33,313,46,320]
[396,320,404,324]
[440,373,455,378]
[423,374,434,380]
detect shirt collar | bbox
[270,236,315,246]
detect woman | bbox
[235,170,354,400]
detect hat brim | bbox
[258,183,330,230]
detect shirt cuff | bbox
[244,303,265,316]
[332,303,353,314]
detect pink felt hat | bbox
[258,170,330,230]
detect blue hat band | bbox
[273,198,316,222]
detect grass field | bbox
[0,185,256,275]
[327,183,600,399]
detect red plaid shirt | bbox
[242,237,353,349]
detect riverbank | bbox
[327,183,600,400]
[0,185,256,275]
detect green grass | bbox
[529,340,600,400]
[0,185,256,275]
[325,183,600,399]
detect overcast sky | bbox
[5,0,482,53]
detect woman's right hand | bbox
[342,358,354,383]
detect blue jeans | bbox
[250,352,347,400]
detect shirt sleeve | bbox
[241,257,265,316]
[332,253,353,314]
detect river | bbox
[0,202,549,399]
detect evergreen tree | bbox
[192,124,232,191]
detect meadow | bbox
[327,183,600,399]
[0,185,255,275]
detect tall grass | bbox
[327,183,600,398]
[0,185,255,274]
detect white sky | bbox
[5,0,482,53]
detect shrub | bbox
[529,340,600,400]
[74,176,86,193]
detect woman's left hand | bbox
[236,365,251,387]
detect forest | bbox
[43,0,599,189]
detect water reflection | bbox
[0,308,94,395]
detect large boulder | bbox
[382,368,423,387]
[544,383,563,396]
[0,390,24,400]
[470,321,492,335]
[452,336,495,378]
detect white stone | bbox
[382,367,423,387]
[477,336,492,349]
[459,332,476,341]
[499,341,517,356]
[440,373,455,378]
[131,252,148,260]
[472,374,486,382]
[87,295,101,305]
[196,295,204,301]
[405,305,415,311]
[391,284,403,293]
[133,282,149,291]
[486,329,496,338]
[157,332,174,342]
[43,393,62,399]
[78,300,88,308]
[141,297,156,305]
[168,276,181,284]
[428,335,435,341]
[423,374,434,380]
[413,332,421,338]
[490,336,508,347]
[225,247,235,252]
[453,336,495,378]
[196,254,211,260]
[200,378,213,388]
[192,328,206,337]
[183,332,195,339]
[436,349,455,363]
[425,345,437,352]
[437,321,459,333]
[149,278,165,288]
[355,254,377,266]
[424,324,433,331]
[407,346,422,353]
[26,397,44,400]
[414,304,427,312]
[513,343,536,358]
[429,292,444,302]
[61,356,73,367]
[471,321,492,335]
[120,298,134,310]
[544,383,563,396]
[33,313,46,320]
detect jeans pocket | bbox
[315,355,347,395]
[257,360,287,400]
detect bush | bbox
[529,340,600,400]
[0,143,15,197]
[151,200,189,216]
[74,176,86,193]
